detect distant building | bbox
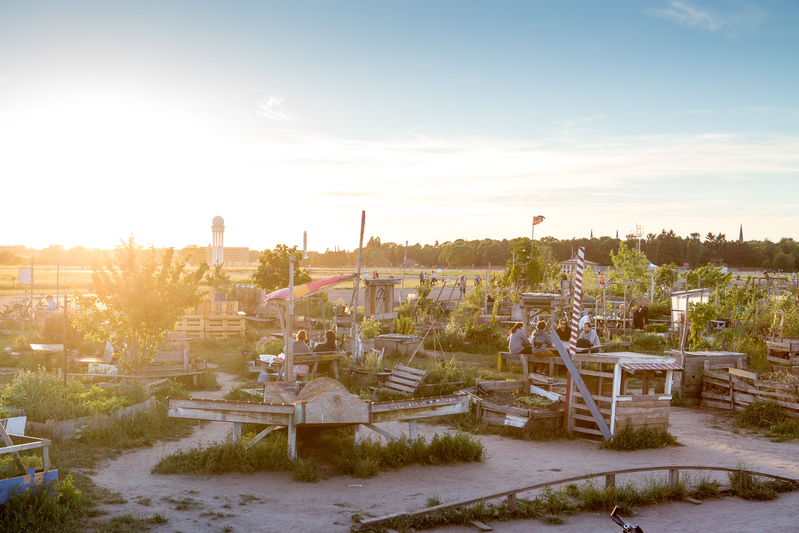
[558,257,601,274]
[206,246,250,266]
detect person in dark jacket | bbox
[555,319,571,342]
[314,330,338,352]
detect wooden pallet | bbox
[371,364,427,397]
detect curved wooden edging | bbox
[355,465,799,529]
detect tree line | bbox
[2,230,797,271]
[306,232,799,271]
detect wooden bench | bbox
[251,352,342,380]
[371,364,428,398]
[497,352,564,375]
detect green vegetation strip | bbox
[355,465,799,531]
[152,431,484,480]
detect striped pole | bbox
[568,247,586,357]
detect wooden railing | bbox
[355,465,799,529]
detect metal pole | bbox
[286,257,295,382]
[63,295,68,387]
[351,211,366,358]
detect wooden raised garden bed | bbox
[464,380,563,431]
[702,362,799,415]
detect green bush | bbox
[0,368,136,423]
[646,322,668,333]
[0,475,88,533]
[600,424,679,451]
[631,332,667,353]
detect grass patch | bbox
[0,474,89,533]
[291,457,323,482]
[153,430,484,479]
[600,424,680,451]
[734,399,799,441]
[152,435,290,475]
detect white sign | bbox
[18,268,32,285]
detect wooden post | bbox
[400,240,407,302]
[63,295,68,388]
[409,419,418,441]
[605,474,616,489]
[507,493,517,511]
[287,417,297,460]
[669,468,680,490]
[232,422,242,442]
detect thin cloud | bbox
[257,95,291,122]
[559,114,608,128]
[651,2,727,31]
[649,1,768,34]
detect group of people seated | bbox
[292,329,338,354]
[508,314,602,356]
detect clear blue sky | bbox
[1,1,797,254]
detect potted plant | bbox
[359,317,382,352]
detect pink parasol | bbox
[266,273,356,301]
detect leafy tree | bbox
[252,244,311,292]
[609,241,650,293]
[685,264,732,291]
[205,264,233,297]
[654,263,679,293]
[75,238,208,371]
[442,243,475,266]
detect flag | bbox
[532,215,546,226]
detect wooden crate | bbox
[766,339,799,367]
[193,300,239,316]
[175,316,204,336]
[205,315,245,333]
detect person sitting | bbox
[555,319,571,342]
[292,330,311,354]
[578,310,594,330]
[508,322,532,354]
[313,329,338,352]
[45,295,58,312]
[531,321,555,357]
[576,322,601,353]
[632,305,649,330]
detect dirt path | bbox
[90,374,799,533]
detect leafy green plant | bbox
[291,457,323,482]
[600,423,679,451]
[0,368,137,423]
[360,316,382,339]
[631,331,667,353]
[255,335,284,355]
[393,316,416,335]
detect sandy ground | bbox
[85,370,799,533]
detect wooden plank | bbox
[729,368,757,380]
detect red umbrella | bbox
[266,273,356,301]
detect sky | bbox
[1,1,798,254]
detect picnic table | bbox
[250,351,342,380]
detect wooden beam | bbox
[552,335,613,440]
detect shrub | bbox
[393,316,416,335]
[0,368,135,423]
[255,336,284,355]
[631,332,667,353]
[600,424,679,451]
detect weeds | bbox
[152,436,289,475]
[734,399,799,441]
[600,424,679,451]
[291,457,323,482]
[0,474,88,533]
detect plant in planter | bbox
[361,317,382,340]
